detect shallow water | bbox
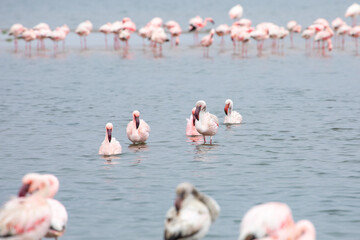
[1,1,360,240]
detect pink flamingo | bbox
[215,24,231,44]
[287,20,302,47]
[186,107,201,136]
[99,22,112,48]
[314,25,333,51]
[302,28,316,49]
[99,123,122,155]
[48,27,67,53]
[337,24,351,48]
[75,20,92,49]
[150,27,169,54]
[189,16,215,43]
[43,174,68,240]
[239,202,316,240]
[200,29,215,57]
[165,20,182,46]
[349,26,360,52]
[111,21,123,49]
[250,27,269,55]
[126,110,150,144]
[224,99,242,124]
[9,23,26,51]
[194,100,219,144]
[164,183,220,240]
[345,3,360,26]
[0,173,52,239]
[33,23,51,50]
[22,29,37,54]
[238,18,252,27]
[138,24,153,46]
[229,4,243,20]
[119,29,131,48]
[150,17,163,28]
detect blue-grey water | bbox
[1,0,360,239]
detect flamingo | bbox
[189,16,215,43]
[150,27,169,54]
[302,28,316,49]
[238,202,316,240]
[150,17,163,28]
[48,27,67,53]
[119,29,131,47]
[194,100,219,144]
[200,29,215,57]
[8,23,26,51]
[138,24,153,46]
[99,123,122,155]
[21,29,37,53]
[99,22,112,48]
[43,174,68,240]
[229,4,243,20]
[349,26,360,51]
[126,110,150,144]
[164,182,220,240]
[224,99,243,124]
[238,18,252,27]
[287,20,302,46]
[250,27,269,55]
[336,24,351,48]
[186,107,201,136]
[345,3,360,26]
[215,24,231,44]
[33,23,51,50]
[75,20,92,49]
[0,173,52,239]
[165,20,182,46]
[314,25,333,51]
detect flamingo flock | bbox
[7,3,360,57]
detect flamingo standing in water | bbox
[349,26,360,52]
[287,20,302,47]
[314,25,333,51]
[164,183,220,240]
[189,16,215,43]
[239,202,316,240]
[345,3,360,26]
[194,100,219,144]
[200,29,215,57]
[21,29,37,54]
[33,23,51,50]
[99,123,122,155]
[8,23,26,51]
[215,24,231,44]
[0,173,52,239]
[43,174,68,240]
[126,110,150,144]
[150,27,169,54]
[229,4,243,20]
[48,27,67,53]
[99,22,112,48]
[186,107,201,136]
[75,20,92,49]
[165,20,182,46]
[224,99,243,124]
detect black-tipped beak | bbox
[194,106,201,120]
[210,20,215,24]
[175,196,182,212]
[18,183,30,197]
[189,24,196,32]
[135,116,140,129]
[107,129,112,142]
[192,115,196,126]
[224,104,229,115]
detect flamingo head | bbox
[224,99,233,115]
[194,100,206,120]
[106,123,113,142]
[133,110,140,129]
[206,18,215,24]
[19,173,49,197]
[191,107,196,126]
[174,182,197,212]
[43,174,59,198]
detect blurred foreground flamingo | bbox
[126,110,150,144]
[239,202,315,240]
[164,183,220,240]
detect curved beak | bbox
[194,105,201,121]
[192,114,196,126]
[107,128,112,142]
[210,20,215,24]
[224,104,229,115]
[18,183,30,197]
[135,116,140,129]
[175,196,183,212]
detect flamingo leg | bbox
[203,136,206,144]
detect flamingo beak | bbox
[224,104,229,115]
[194,106,201,120]
[210,20,215,24]
[18,183,30,197]
[175,196,183,212]
[192,115,196,126]
[135,116,140,129]
[107,129,112,142]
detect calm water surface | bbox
[0,1,360,239]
